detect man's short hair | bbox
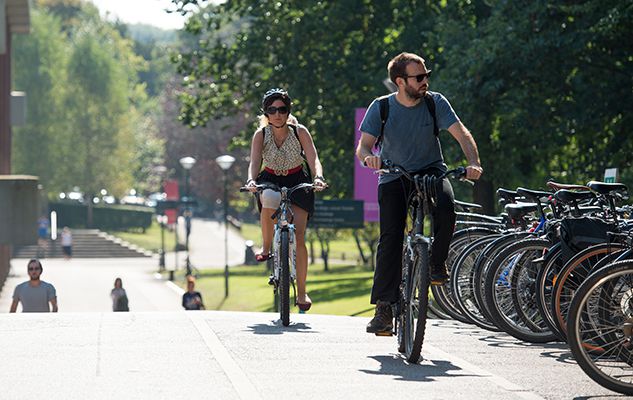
[388,52,427,84]
[27,258,42,270]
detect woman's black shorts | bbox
[256,168,314,218]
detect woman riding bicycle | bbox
[245,88,327,311]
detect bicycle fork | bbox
[270,225,298,289]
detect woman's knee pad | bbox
[261,189,281,209]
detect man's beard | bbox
[404,83,426,100]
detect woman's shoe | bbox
[296,294,312,312]
[255,253,272,262]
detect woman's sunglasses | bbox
[265,106,289,115]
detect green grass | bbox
[172,262,376,317]
[109,222,177,253]
[239,222,370,263]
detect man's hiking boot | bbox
[431,264,449,285]
[366,301,393,335]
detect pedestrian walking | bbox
[111,277,129,312]
[61,226,72,260]
[356,52,483,334]
[10,259,58,313]
[37,215,50,258]
[182,277,205,310]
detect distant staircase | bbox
[12,229,152,259]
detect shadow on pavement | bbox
[245,321,317,335]
[360,354,472,382]
[431,319,574,363]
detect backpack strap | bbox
[375,97,390,149]
[289,124,307,161]
[423,93,439,137]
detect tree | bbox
[12,10,70,193]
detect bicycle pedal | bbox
[374,331,393,337]
[268,275,275,286]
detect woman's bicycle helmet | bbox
[262,88,292,113]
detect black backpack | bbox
[374,93,438,149]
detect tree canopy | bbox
[171,0,632,212]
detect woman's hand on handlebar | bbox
[313,176,328,192]
[245,178,257,193]
[363,155,381,170]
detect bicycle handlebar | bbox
[239,182,318,195]
[379,159,470,183]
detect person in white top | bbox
[61,226,73,260]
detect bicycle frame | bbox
[271,187,298,288]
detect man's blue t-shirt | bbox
[360,91,459,184]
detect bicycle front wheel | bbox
[279,229,290,326]
[405,240,430,363]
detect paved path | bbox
[0,310,620,400]
[169,217,247,270]
[0,258,182,313]
[0,256,623,399]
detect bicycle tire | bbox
[534,243,565,340]
[451,234,502,331]
[473,232,531,327]
[279,229,290,326]
[432,227,497,323]
[567,260,633,395]
[404,240,430,363]
[398,244,412,354]
[483,238,556,342]
[551,242,626,340]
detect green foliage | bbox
[171,0,632,211]
[12,1,169,199]
[12,10,69,191]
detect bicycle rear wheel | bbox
[404,240,430,363]
[567,260,633,395]
[279,230,290,326]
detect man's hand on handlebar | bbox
[466,165,483,180]
[363,155,381,170]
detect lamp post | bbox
[215,154,235,298]
[179,156,196,276]
[157,214,167,272]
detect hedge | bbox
[49,202,153,231]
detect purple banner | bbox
[354,108,379,222]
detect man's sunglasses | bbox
[403,70,432,82]
[265,106,289,115]
[28,267,41,271]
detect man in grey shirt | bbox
[10,259,58,313]
[357,52,482,334]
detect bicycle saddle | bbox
[586,181,628,196]
[516,187,551,203]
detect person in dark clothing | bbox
[182,278,205,310]
[356,52,483,334]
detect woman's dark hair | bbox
[261,88,292,113]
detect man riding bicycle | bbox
[356,52,483,335]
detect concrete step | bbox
[12,229,151,259]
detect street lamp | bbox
[156,214,169,272]
[179,156,196,276]
[215,154,235,298]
